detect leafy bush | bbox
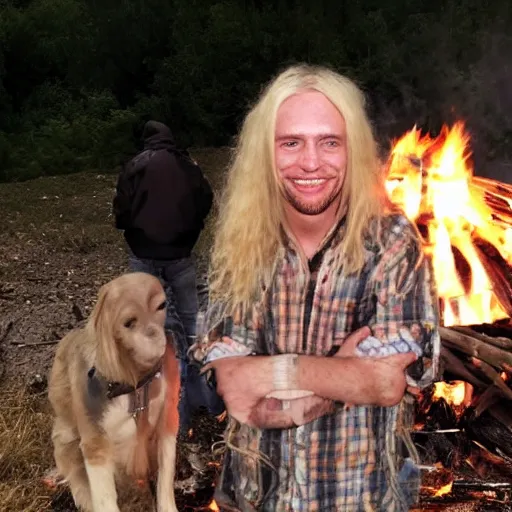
[0,87,139,182]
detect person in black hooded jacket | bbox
[119,121,213,261]
[113,120,221,430]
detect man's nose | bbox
[300,142,320,171]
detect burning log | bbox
[451,246,472,295]
[473,235,512,318]
[422,325,512,487]
[473,386,502,418]
[437,326,512,418]
[418,325,512,471]
[470,358,512,401]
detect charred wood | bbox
[470,321,512,340]
[488,403,512,433]
[473,386,502,418]
[472,235,512,318]
[462,408,512,460]
[440,346,486,389]
[451,246,472,295]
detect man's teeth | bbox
[293,179,325,185]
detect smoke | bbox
[456,30,512,184]
[370,22,512,184]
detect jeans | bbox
[129,254,197,355]
[128,253,224,430]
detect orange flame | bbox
[430,380,473,419]
[434,480,453,497]
[432,381,469,406]
[386,122,512,326]
[208,499,220,511]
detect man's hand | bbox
[334,326,420,401]
[202,352,273,425]
[248,395,335,429]
[334,326,372,357]
[363,353,417,406]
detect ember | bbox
[208,499,220,511]
[433,480,453,498]
[433,381,466,407]
[431,380,473,420]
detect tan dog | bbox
[48,272,180,512]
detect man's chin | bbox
[287,199,334,216]
[283,188,342,217]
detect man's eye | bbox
[124,317,137,329]
[157,300,167,311]
[283,141,298,148]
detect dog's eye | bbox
[124,317,137,329]
[157,300,167,311]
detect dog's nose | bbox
[146,325,158,338]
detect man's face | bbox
[274,90,347,217]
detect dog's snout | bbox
[146,325,158,338]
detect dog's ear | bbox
[89,280,140,384]
[87,282,111,339]
[88,282,124,381]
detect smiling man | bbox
[196,65,440,511]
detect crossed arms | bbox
[202,221,440,429]
[204,326,419,428]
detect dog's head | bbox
[87,272,168,384]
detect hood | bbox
[142,121,176,151]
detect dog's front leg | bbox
[81,438,120,512]
[156,433,179,512]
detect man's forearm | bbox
[207,348,412,428]
[264,353,402,406]
[295,355,380,405]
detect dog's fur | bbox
[48,272,180,512]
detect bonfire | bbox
[386,122,512,507]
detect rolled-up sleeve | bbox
[191,302,262,364]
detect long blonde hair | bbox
[209,64,387,311]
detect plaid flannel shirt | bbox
[202,214,440,512]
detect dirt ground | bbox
[0,148,228,511]
[0,148,509,511]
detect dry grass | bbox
[0,386,56,512]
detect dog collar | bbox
[87,361,163,418]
